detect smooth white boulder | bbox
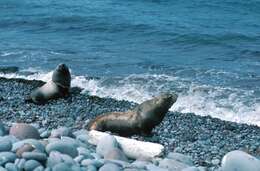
[221,150,260,171]
[88,130,164,159]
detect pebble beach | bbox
[0,77,260,171]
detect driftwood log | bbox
[87,130,164,159]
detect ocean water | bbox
[0,0,260,126]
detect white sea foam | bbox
[1,70,259,127]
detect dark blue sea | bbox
[0,0,260,126]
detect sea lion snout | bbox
[157,92,178,107]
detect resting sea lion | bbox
[26,64,71,104]
[87,93,178,136]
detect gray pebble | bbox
[104,148,129,162]
[46,141,78,158]
[12,139,45,153]
[99,163,122,171]
[4,163,18,171]
[52,163,71,171]
[0,152,16,165]
[159,158,190,171]
[0,139,12,152]
[167,152,193,166]
[24,160,41,171]
[81,159,104,168]
[96,135,119,157]
[87,165,97,171]
[40,130,51,138]
[50,127,72,138]
[33,166,45,171]
[22,152,47,162]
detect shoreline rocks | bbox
[0,123,259,170]
[0,77,260,170]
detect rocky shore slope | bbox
[0,77,259,170]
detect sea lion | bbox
[26,64,71,104]
[87,93,178,136]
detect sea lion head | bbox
[154,92,178,110]
[137,92,178,131]
[52,63,71,88]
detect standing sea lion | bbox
[26,64,71,104]
[87,93,178,136]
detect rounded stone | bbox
[99,163,122,171]
[47,151,76,168]
[167,152,193,166]
[0,139,12,152]
[46,141,78,158]
[52,163,71,171]
[22,152,47,162]
[40,130,51,138]
[16,144,35,157]
[14,158,26,170]
[182,166,200,171]
[104,148,128,162]
[87,165,97,171]
[4,163,18,171]
[12,139,45,153]
[159,158,190,171]
[50,127,72,138]
[9,123,40,140]
[24,160,41,171]
[96,135,119,157]
[0,152,16,165]
[81,159,104,168]
[221,150,260,171]
[33,166,45,171]
[0,122,6,136]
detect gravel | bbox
[0,77,260,170]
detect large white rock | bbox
[87,130,164,159]
[221,150,260,171]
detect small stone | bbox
[0,122,6,136]
[167,152,193,166]
[40,130,51,138]
[0,166,7,171]
[131,160,150,169]
[52,163,71,171]
[146,164,169,171]
[0,139,12,152]
[12,139,45,153]
[104,148,129,162]
[50,127,72,138]
[46,141,78,158]
[4,163,18,171]
[159,158,190,171]
[211,159,220,165]
[16,144,35,157]
[9,123,40,140]
[81,159,104,168]
[87,165,97,171]
[76,134,90,144]
[14,158,26,170]
[96,135,119,157]
[47,151,76,168]
[182,166,200,171]
[33,166,45,171]
[99,163,122,171]
[22,152,47,162]
[0,152,16,165]
[221,150,260,171]
[24,160,41,171]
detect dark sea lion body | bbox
[87,93,178,136]
[27,64,71,104]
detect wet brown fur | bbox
[87,93,177,136]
